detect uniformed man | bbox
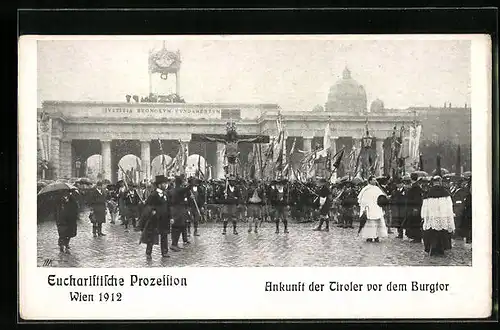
[222,176,241,235]
[89,181,107,237]
[139,175,171,258]
[313,178,332,231]
[169,176,192,251]
[117,180,128,225]
[246,179,264,233]
[269,179,289,234]
[338,180,357,228]
[188,177,205,237]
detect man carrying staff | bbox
[169,175,192,251]
[187,177,205,237]
[269,178,289,234]
[222,176,241,235]
[139,175,171,258]
[313,178,332,232]
[89,181,107,237]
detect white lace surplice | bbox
[421,196,455,232]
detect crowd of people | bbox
[48,171,472,259]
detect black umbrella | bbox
[357,212,367,234]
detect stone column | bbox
[140,140,151,182]
[59,139,72,179]
[303,136,313,153]
[101,140,112,182]
[216,142,225,179]
[179,138,190,176]
[50,136,61,179]
[376,138,384,177]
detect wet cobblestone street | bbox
[37,210,472,268]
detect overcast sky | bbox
[37,37,471,111]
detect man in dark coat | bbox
[169,176,192,251]
[313,178,332,231]
[187,177,205,237]
[55,190,79,253]
[389,178,407,238]
[139,175,171,258]
[403,173,424,243]
[458,177,472,244]
[89,181,107,237]
[268,179,289,234]
[338,181,357,228]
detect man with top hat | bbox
[390,177,408,238]
[403,173,424,243]
[187,176,205,237]
[169,175,192,251]
[268,178,289,234]
[139,175,171,258]
[313,178,332,231]
[222,175,241,235]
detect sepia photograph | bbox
[33,36,475,268]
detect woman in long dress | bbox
[421,176,455,256]
[358,176,388,242]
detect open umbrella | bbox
[431,168,449,176]
[76,177,93,185]
[412,170,428,178]
[357,212,367,234]
[38,182,78,196]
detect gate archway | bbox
[151,154,173,178]
[117,154,142,184]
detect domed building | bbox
[370,98,385,113]
[325,67,367,113]
[312,104,324,112]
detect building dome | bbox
[370,98,385,112]
[325,67,367,113]
[312,104,324,112]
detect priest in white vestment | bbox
[357,176,388,242]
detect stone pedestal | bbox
[140,140,151,182]
[215,142,225,179]
[59,139,72,179]
[50,136,61,179]
[303,136,313,153]
[101,140,112,182]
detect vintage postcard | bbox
[19,35,492,319]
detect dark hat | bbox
[155,175,168,185]
[106,184,115,190]
[377,195,390,207]
[174,175,184,185]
